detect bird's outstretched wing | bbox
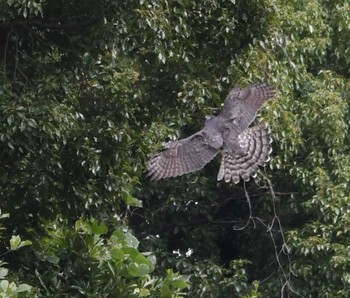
[218,83,276,133]
[147,128,222,180]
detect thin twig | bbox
[12,33,18,83]
[234,181,256,230]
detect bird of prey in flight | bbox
[147,83,276,183]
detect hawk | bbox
[147,83,276,183]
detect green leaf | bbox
[10,235,21,250]
[0,212,9,219]
[135,254,151,266]
[7,115,14,125]
[171,278,189,289]
[111,247,124,260]
[10,235,32,250]
[125,194,143,207]
[137,264,150,276]
[0,268,8,279]
[111,229,125,243]
[16,284,32,293]
[124,232,139,248]
[45,256,60,265]
[91,220,108,235]
[161,285,171,298]
[127,263,139,277]
[122,247,139,260]
[0,280,9,291]
[140,288,150,297]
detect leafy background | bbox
[0,0,349,297]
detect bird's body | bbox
[147,83,276,183]
[203,116,224,149]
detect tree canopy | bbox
[0,0,350,297]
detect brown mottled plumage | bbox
[147,83,276,183]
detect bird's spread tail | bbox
[217,123,272,183]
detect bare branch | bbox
[234,181,256,230]
[264,174,302,298]
[231,171,301,297]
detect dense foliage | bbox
[0,0,349,297]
